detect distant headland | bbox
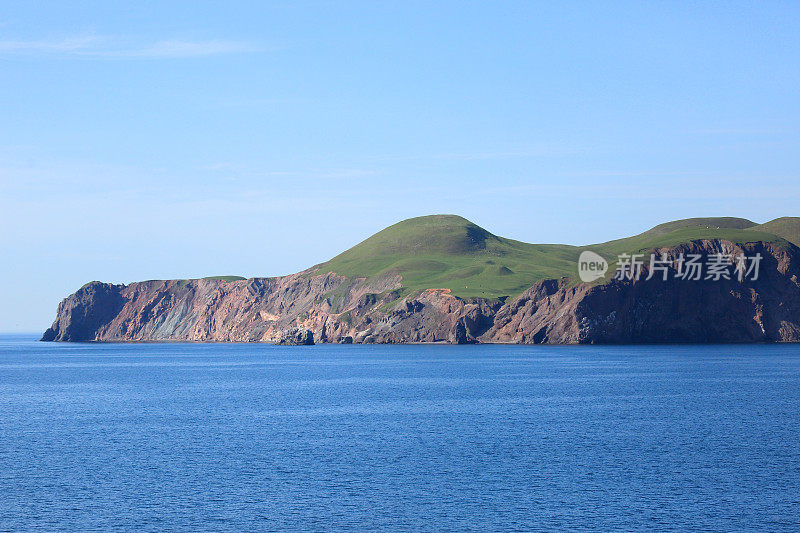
[43,215,800,344]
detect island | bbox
[42,215,800,344]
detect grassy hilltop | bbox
[318,215,578,298]
[753,217,800,248]
[315,214,799,299]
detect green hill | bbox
[591,217,779,260]
[318,215,578,298]
[314,214,790,299]
[753,217,800,247]
[635,217,756,237]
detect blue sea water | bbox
[0,336,799,532]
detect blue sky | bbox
[1,1,799,332]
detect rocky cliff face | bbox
[486,240,800,344]
[43,240,800,344]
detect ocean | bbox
[1,335,799,531]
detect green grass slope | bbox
[753,217,800,247]
[592,217,778,259]
[318,215,578,298]
[315,214,791,299]
[635,217,756,237]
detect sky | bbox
[1,1,799,332]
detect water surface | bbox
[1,336,799,531]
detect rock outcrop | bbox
[42,240,800,344]
[274,327,315,346]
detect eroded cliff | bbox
[42,240,800,344]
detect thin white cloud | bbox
[0,36,102,53]
[100,39,263,58]
[0,36,263,58]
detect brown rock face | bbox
[42,240,800,344]
[485,240,800,344]
[41,281,125,342]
